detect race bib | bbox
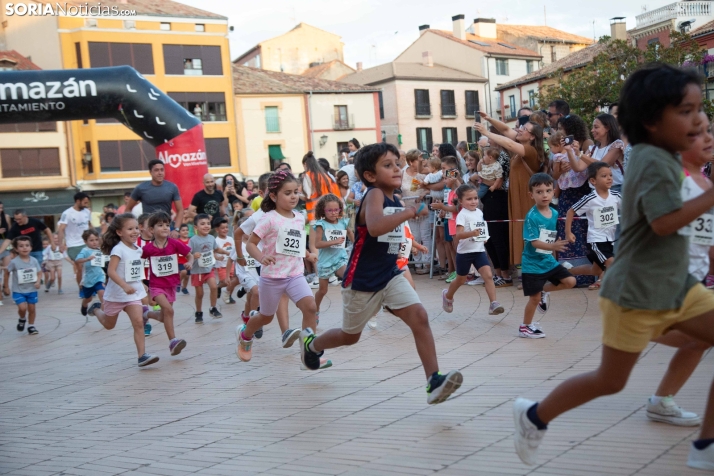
[150,254,178,277]
[398,239,412,259]
[594,205,618,229]
[124,258,143,282]
[378,207,405,243]
[90,252,106,267]
[685,213,714,245]
[468,220,490,242]
[17,268,37,284]
[443,188,453,220]
[244,257,258,268]
[326,229,346,249]
[276,227,305,257]
[50,250,63,261]
[536,229,557,254]
[198,250,216,268]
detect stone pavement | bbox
[0,265,712,476]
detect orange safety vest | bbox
[305,171,341,222]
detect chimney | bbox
[472,18,497,39]
[356,62,362,71]
[452,14,465,40]
[422,51,433,67]
[609,17,626,41]
[419,24,430,35]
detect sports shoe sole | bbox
[427,370,463,405]
[489,305,505,315]
[519,331,546,339]
[513,398,540,466]
[138,355,159,367]
[170,340,187,356]
[282,328,301,348]
[646,411,702,427]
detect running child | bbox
[141,212,194,356]
[441,184,504,315]
[512,64,714,471]
[74,230,106,316]
[189,213,228,323]
[213,218,235,299]
[177,223,190,295]
[87,213,158,367]
[300,143,463,404]
[519,173,576,338]
[136,213,154,335]
[42,234,63,294]
[237,170,319,363]
[223,213,243,304]
[227,219,260,326]
[8,236,41,335]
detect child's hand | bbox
[193,252,201,259]
[260,255,276,266]
[306,252,318,264]
[122,285,136,295]
[489,186,496,192]
[184,262,192,271]
[430,202,443,211]
[552,240,569,252]
[566,232,576,243]
[34,281,41,290]
[216,255,225,261]
[335,237,346,245]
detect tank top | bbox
[342,188,402,292]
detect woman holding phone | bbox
[223,174,248,214]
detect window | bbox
[378,91,384,119]
[416,128,432,152]
[526,60,535,74]
[99,140,154,172]
[648,38,660,45]
[550,46,556,63]
[205,138,230,167]
[85,141,93,174]
[168,92,227,121]
[0,122,56,133]
[88,42,154,74]
[528,90,536,108]
[508,95,517,119]
[160,22,171,31]
[333,105,352,130]
[195,24,205,32]
[442,127,457,146]
[465,90,479,117]
[496,58,509,75]
[0,148,60,178]
[163,45,222,75]
[440,90,456,116]
[466,127,479,145]
[414,89,430,116]
[268,144,285,170]
[265,106,279,132]
[75,42,83,68]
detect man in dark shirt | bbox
[188,173,226,221]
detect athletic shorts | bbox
[342,273,420,334]
[44,260,63,271]
[179,263,186,272]
[150,286,176,303]
[13,291,38,305]
[191,270,215,287]
[102,299,143,317]
[522,265,573,296]
[80,282,105,299]
[239,273,259,292]
[258,275,313,316]
[67,245,84,261]
[216,267,234,283]
[455,252,490,276]
[587,241,615,271]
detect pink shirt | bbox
[141,238,191,289]
[447,189,458,235]
[253,210,305,279]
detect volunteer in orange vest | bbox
[301,151,341,225]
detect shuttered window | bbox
[0,148,60,177]
[98,140,154,172]
[205,138,231,167]
[88,42,154,74]
[163,45,222,76]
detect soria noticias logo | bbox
[5,3,137,16]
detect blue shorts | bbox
[179,263,186,272]
[81,282,105,299]
[13,291,38,305]
[455,251,490,276]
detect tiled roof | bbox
[340,62,486,85]
[301,60,355,78]
[691,18,714,37]
[63,0,226,19]
[494,41,608,91]
[0,50,42,70]
[233,65,379,94]
[497,25,594,45]
[427,29,542,58]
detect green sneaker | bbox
[445,271,457,283]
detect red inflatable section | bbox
[155,124,209,208]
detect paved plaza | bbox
[0,265,712,476]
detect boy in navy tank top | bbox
[301,143,463,404]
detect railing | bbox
[441,103,456,116]
[415,103,431,117]
[698,62,714,79]
[332,114,354,130]
[636,1,713,28]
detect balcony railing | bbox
[636,1,713,28]
[441,103,456,116]
[415,103,431,117]
[332,114,354,130]
[698,63,714,79]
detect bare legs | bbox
[93,304,146,357]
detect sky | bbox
[180,0,651,69]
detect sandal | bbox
[588,281,601,291]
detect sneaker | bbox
[465,277,479,286]
[537,292,550,314]
[328,275,338,285]
[489,301,504,315]
[138,353,159,367]
[169,338,187,356]
[16,318,26,332]
[445,271,457,284]
[217,288,222,299]
[255,327,264,339]
[152,304,161,312]
[282,328,301,348]
[441,289,454,313]
[309,279,320,290]
[496,278,514,288]
[236,325,253,361]
[176,286,181,292]
[689,441,714,470]
[646,396,702,426]
[88,302,102,317]
[27,326,38,335]
[706,275,714,289]
[241,312,250,324]
[415,266,430,275]
[58,289,64,295]
[195,312,204,324]
[236,287,247,299]
[492,276,506,287]
[144,323,152,336]
[301,357,333,370]
[45,288,49,293]
[513,398,546,466]
[81,305,88,316]
[519,323,546,339]
[181,288,189,295]
[223,295,236,304]
[426,370,463,404]
[300,328,323,370]
[209,307,223,319]
[474,276,485,285]
[368,317,377,329]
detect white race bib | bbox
[326,229,346,249]
[536,229,557,254]
[594,205,618,229]
[90,252,106,267]
[689,213,714,245]
[198,250,216,268]
[124,258,143,283]
[398,239,412,259]
[150,254,178,277]
[378,207,406,243]
[17,268,37,284]
[276,227,305,257]
[50,250,63,261]
[244,257,258,269]
[468,220,489,242]
[443,188,453,220]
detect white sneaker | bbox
[688,441,714,471]
[474,276,485,285]
[328,275,338,285]
[513,398,546,466]
[309,279,319,290]
[646,396,702,426]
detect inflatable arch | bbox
[0,65,208,204]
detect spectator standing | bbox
[127,159,184,234]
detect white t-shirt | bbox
[455,208,487,253]
[424,171,443,199]
[231,242,260,283]
[591,140,625,186]
[43,245,65,261]
[214,236,235,269]
[682,174,711,281]
[572,190,622,243]
[58,207,91,247]
[240,209,265,251]
[104,242,147,302]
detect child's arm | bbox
[565,208,576,243]
[184,253,194,270]
[346,228,355,243]
[480,177,495,186]
[246,233,275,266]
[453,224,482,241]
[531,239,569,252]
[107,255,136,295]
[565,145,588,172]
[412,240,428,254]
[34,262,41,289]
[313,225,341,249]
[364,191,428,237]
[490,177,503,191]
[651,188,714,236]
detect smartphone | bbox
[564,135,574,145]
[445,169,459,179]
[474,109,481,123]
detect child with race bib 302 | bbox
[189,213,229,323]
[142,212,194,357]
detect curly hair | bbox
[315,193,343,220]
[438,143,458,159]
[261,170,299,213]
[558,114,591,145]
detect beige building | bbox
[341,56,487,151]
[493,24,593,66]
[233,65,380,178]
[234,23,345,76]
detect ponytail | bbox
[101,213,136,255]
[261,170,298,213]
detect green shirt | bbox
[600,144,697,310]
[522,206,559,274]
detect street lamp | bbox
[319,134,328,147]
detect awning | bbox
[268,145,286,160]
[0,189,77,216]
